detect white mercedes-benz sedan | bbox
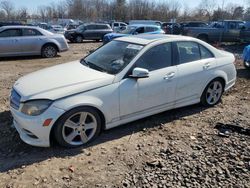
[10,35,236,147]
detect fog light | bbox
[43,118,53,127]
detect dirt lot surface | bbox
[0,42,249,188]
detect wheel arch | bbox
[49,104,106,146]
[41,42,59,53]
[201,75,226,99]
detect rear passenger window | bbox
[145,27,157,32]
[136,43,172,71]
[176,42,200,64]
[114,23,119,27]
[200,45,214,59]
[22,29,42,36]
[96,25,109,29]
[86,25,96,30]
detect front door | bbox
[119,42,177,118]
[224,22,241,42]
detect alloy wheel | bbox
[62,112,97,146]
[43,46,57,58]
[205,81,223,105]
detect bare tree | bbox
[198,0,217,21]
[17,7,28,21]
[0,0,14,20]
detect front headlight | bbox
[20,100,53,116]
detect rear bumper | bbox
[59,47,69,52]
[225,78,236,92]
[10,105,65,147]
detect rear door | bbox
[19,28,44,55]
[174,41,217,107]
[0,28,22,56]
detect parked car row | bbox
[182,20,250,43]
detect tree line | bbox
[1,0,250,23]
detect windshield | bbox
[120,26,137,34]
[82,41,144,74]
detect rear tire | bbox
[41,45,57,58]
[244,61,250,69]
[53,107,102,148]
[201,78,224,107]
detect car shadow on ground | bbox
[68,40,102,44]
[237,68,250,79]
[0,55,61,62]
[0,104,208,173]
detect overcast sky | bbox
[12,0,248,13]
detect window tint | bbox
[229,22,237,29]
[135,27,145,34]
[136,43,172,71]
[145,27,157,32]
[176,42,200,64]
[200,45,214,59]
[22,29,42,36]
[96,25,109,29]
[114,23,119,27]
[86,25,96,30]
[0,29,22,37]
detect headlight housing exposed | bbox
[21,100,53,116]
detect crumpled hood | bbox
[14,61,115,102]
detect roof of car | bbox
[115,34,195,45]
[0,25,39,29]
[129,24,160,28]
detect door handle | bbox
[164,72,175,80]
[203,63,211,69]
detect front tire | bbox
[53,107,102,148]
[75,35,83,43]
[41,45,57,58]
[201,79,224,107]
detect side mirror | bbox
[130,67,149,78]
[133,32,138,35]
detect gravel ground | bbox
[0,42,249,188]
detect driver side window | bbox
[135,43,172,71]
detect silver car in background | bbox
[0,26,69,58]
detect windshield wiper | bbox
[88,62,107,73]
[81,58,108,73]
[80,59,89,67]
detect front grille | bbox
[10,89,21,110]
